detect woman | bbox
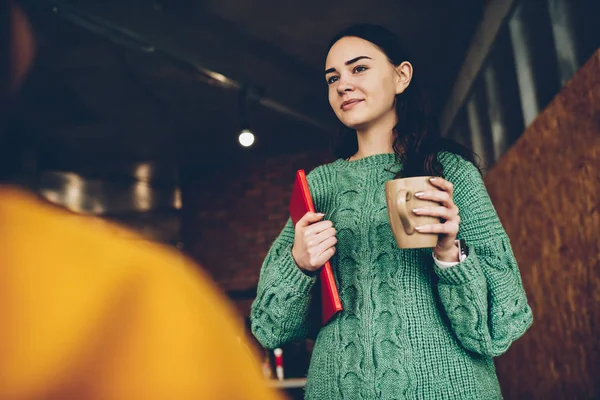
[251,23,533,399]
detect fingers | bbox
[306,235,337,269]
[315,234,338,255]
[305,220,334,236]
[415,221,459,235]
[428,177,454,195]
[314,247,336,267]
[414,189,454,209]
[310,227,337,246]
[413,206,460,222]
[413,184,460,244]
[296,212,325,228]
[293,213,337,272]
[306,227,337,260]
[416,177,455,209]
[297,232,337,271]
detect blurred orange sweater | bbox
[0,186,280,400]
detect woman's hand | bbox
[413,177,461,262]
[291,212,337,273]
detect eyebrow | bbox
[325,56,372,75]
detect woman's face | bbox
[325,36,409,131]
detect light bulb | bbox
[238,129,255,147]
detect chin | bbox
[342,121,367,130]
[337,112,371,130]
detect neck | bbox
[352,111,397,160]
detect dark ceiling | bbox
[11,0,483,240]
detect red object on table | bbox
[274,348,284,381]
[289,169,343,325]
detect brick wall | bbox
[182,150,333,302]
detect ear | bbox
[394,61,413,95]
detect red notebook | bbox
[289,170,343,325]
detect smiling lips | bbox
[341,99,364,111]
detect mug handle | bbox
[396,188,416,235]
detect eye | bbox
[326,75,339,85]
[353,65,368,73]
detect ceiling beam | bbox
[25,0,334,132]
[440,0,517,135]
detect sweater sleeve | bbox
[250,218,318,349]
[434,153,533,357]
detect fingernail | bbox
[429,178,436,182]
[317,213,325,216]
[415,192,424,197]
[415,226,424,231]
[412,208,422,214]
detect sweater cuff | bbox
[434,246,485,285]
[278,246,317,294]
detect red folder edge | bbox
[289,170,343,325]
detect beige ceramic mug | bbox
[385,176,441,249]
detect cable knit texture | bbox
[251,152,533,399]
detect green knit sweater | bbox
[251,153,533,399]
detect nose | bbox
[336,74,354,95]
